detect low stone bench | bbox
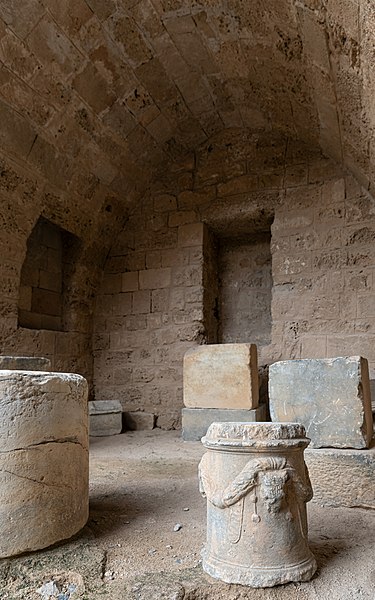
[89,400,122,436]
[0,370,88,558]
[0,356,51,370]
[305,444,375,510]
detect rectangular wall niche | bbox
[18,217,80,331]
[217,232,272,349]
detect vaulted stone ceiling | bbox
[0,0,374,246]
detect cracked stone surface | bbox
[0,371,89,558]
[0,431,374,599]
[269,357,373,449]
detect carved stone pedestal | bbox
[0,370,89,558]
[199,422,317,587]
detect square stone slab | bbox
[183,344,259,409]
[269,356,373,449]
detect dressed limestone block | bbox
[0,370,88,558]
[89,400,122,436]
[0,356,51,370]
[199,422,316,587]
[305,445,375,510]
[184,344,259,409]
[269,356,373,449]
[182,405,267,441]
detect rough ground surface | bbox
[0,430,374,600]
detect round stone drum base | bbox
[202,553,317,588]
[0,370,89,558]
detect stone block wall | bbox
[93,201,209,429]
[19,217,63,331]
[218,235,272,346]
[94,130,375,427]
[271,174,375,372]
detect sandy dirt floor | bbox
[0,430,374,599]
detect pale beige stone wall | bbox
[218,235,272,348]
[270,173,375,372]
[94,130,375,427]
[0,1,373,409]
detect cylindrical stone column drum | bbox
[199,422,317,587]
[0,370,89,558]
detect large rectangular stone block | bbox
[269,356,373,449]
[305,445,375,510]
[183,344,259,409]
[181,405,267,441]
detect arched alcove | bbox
[18,217,81,332]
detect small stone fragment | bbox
[173,523,182,532]
[104,570,115,579]
[37,581,59,598]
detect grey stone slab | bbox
[89,400,122,415]
[0,356,51,371]
[269,356,373,449]
[305,444,375,510]
[182,405,267,441]
[123,411,155,431]
[89,400,122,436]
[89,412,122,437]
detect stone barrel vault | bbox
[0,370,89,558]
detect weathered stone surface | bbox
[89,400,122,437]
[370,379,375,412]
[0,0,374,433]
[0,370,89,558]
[181,405,267,442]
[123,411,155,431]
[305,444,375,510]
[269,356,373,449]
[199,422,316,587]
[0,356,51,370]
[183,344,259,410]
